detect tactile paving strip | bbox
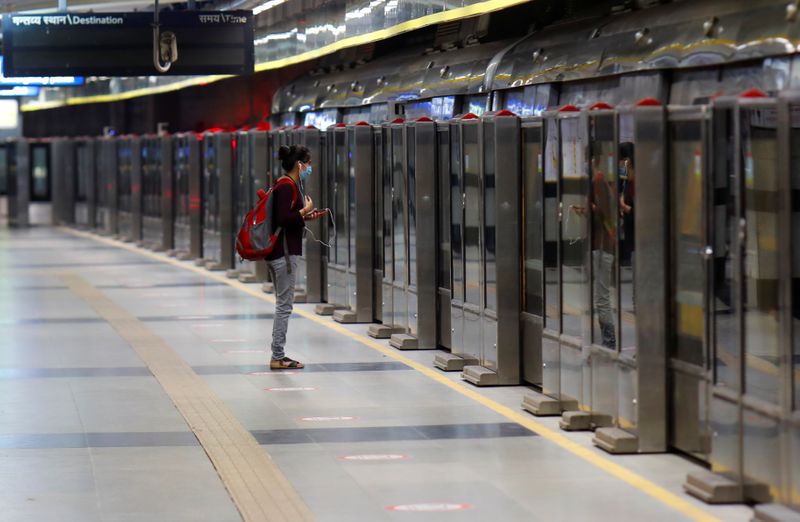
[60,272,314,522]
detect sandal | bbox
[270,357,305,370]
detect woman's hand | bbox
[300,195,314,216]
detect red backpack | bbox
[236,177,299,262]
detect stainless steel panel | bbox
[463,305,481,362]
[559,337,584,407]
[521,313,542,386]
[631,104,668,451]
[672,364,710,460]
[301,127,325,301]
[390,124,407,327]
[411,120,438,347]
[618,361,637,431]
[591,349,617,424]
[491,113,521,384]
[352,124,375,321]
[438,288,452,349]
[742,407,780,500]
[482,313,498,371]
[709,393,740,475]
[437,125,452,350]
[141,138,164,248]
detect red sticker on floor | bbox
[337,454,409,461]
[266,387,316,392]
[386,503,471,512]
[299,416,358,422]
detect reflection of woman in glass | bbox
[619,143,635,309]
[590,156,617,348]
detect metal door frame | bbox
[520,116,545,386]
[666,105,713,462]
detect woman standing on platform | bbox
[267,144,323,370]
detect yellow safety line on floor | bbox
[62,227,719,522]
[59,270,314,522]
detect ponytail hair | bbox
[278,144,311,173]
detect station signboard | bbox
[2,11,254,76]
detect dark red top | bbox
[266,179,304,260]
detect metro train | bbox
[3,0,800,516]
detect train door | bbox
[331,122,375,324]
[461,111,521,385]
[201,132,234,271]
[368,120,398,337]
[141,138,166,251]
[519,118,545,386]
[231,130,253,279]
[159,136,174,253]
[434,120,470,370]
[96,138,117,236]
[683,92,788,505]
[316,124,347,314]
[662,106,713,464]
[248,129,270,283]
[370,123,384,324]
[76,140,96,229]
[522,106,589,413]
[30,141,51,225]
[298,125,325,302]
[51,139,76,226]
[117,139,134,241]
[172,135,191,258]
[436,122,452,350]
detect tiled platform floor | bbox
[0,226,752,521]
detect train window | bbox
[669,120,706,367]
[463,123,481,307]
[431,97,455,120]
[504,90,527,116]
[391,126,405,285]
[791,105,800,410]
[451,124,464,302]
[343,107,371,125]
[560,117,588,339]
[0,147,7,195]
[303,109,338,130]
[483,121,497,312]
[405,100,433,121]
[30,145,49,201]
[370,104,389,124]
[522,125,543,317]
[466,96,486,117]
[407,126,417,287]
[588,113,618,349]
[741,106,780,404]
[505,86,558,117]
[544,118,560,330]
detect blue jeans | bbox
[266,256,297,360]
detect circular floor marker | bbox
[337,454,409,461]
[299,416,358,422]
[266,387,316,392]
[386,503,471,512]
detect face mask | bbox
[300,163,312,183]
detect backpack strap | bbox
[274,176,299,274]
